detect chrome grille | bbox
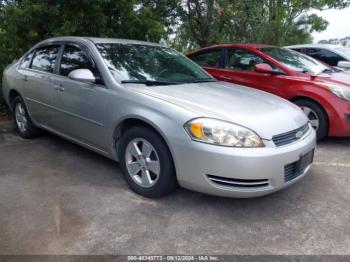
[207,175,270,188]
[272,123,309,147]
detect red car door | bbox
[211,48,286,97]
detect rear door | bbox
[19,45,61,126]
[49,43,109,151]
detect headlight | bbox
[184,118,264,147]
[317,82,350,102]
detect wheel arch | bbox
[112,117,177,172]
[8,89,22,110]
[290,95,329,117]
[290,95,330,134]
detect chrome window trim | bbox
[18,67,106,89]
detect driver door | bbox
[217,48,285,96]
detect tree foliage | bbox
[172,0,350,50]
[0,0,178,106]
[0,0,350,102]
[0,0,177,72]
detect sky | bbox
[310,7,350,43]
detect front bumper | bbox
[326,98,350,137]
[173,127,317,198]
[331,113,350,136]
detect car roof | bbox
[239,43,276,48]
[285,44,342,50]
[187,43,277,55]
[39,36,163,47]
[207,43,276,49]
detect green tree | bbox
[1,0,350,108]
[172,0,350,50]
[0,0,178,107]
[0,0,177,65]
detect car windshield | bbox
[336,47,350,58]
[260,47,331,75]
[96,43,213,84]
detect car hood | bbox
[126,81,308,139]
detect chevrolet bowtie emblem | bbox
[295,131,303,139]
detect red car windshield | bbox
[260,47,331,75]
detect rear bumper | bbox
[173,127,317,198]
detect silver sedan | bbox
[2,37,316,198]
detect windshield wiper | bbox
[185,78,217,83]
[302,69,327,76]
[333,67,344,72]
[321,68,334,74]
[309,68,334,75]
[121,80,182,86]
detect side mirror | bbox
[254,63,274,74]
[68,69,95,83]
[337,61,350,69]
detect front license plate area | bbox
[297,149,314,173]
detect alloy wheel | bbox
[300,106,319,131]
[15,103,28,133]
[125,138,161,188]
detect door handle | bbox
[219,75,231,80]
[53,84,65,92]
[21,75,28,81]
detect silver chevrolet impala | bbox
[2,37,316,198]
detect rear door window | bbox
[31,45,60,73]
[190,49,223,68]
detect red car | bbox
[187,44,350,139]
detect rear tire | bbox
[118,126,178,198]
[294,99,328,140]
[12,96,41,139]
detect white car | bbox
[285,44,350,70]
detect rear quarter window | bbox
[20,51,34,68]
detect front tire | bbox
[12,96,41,139]
[118,126,178,198]
[294,99,328,140]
